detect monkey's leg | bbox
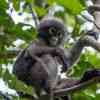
[54,69,100,97]
[40,55,61,100]
[30,54,60,100]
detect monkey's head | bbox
[37,17,67,47]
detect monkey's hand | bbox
[80,31,99,47]
[55,48,68,72]
[87,31,99,40]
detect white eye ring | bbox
[49,27,56,35]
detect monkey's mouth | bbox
[49,37,59,46]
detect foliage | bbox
[0,0,100,100]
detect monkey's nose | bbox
[49,37,58,46]
[52,37,58,42]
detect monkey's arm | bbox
[27,44,68,67]
[64,33,100,71]
[27,43,64,56]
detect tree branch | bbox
[93,1,100,32]
[28,4,39,28]
[80,13,100,30]
[88,5,100,12]
[0,36,100,59]
[54,76,100,97]
[37,75,100,98]
[0,91,11,100]
[0,50,20,59]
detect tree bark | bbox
[93,0,100,32]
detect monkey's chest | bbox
[31,54,63,81]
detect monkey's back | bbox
[13,48,35,85]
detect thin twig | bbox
[54,77,100,96]
[0,50,20,59]
[28,4,39,28]
[81,13,100,31]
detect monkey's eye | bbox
[57,31,63,38]
[49,27,56,35]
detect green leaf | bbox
[85,52,100,68]
[57,0,84,14]
[48,0,85,14]
[34,6,47,17]
[26,0,33,4]
[48,0,55,5]
[13,0,20,11]
[5,24,36,42]
[2,68,33,96]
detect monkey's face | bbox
[47,27,65,46]
[37,18,67,47]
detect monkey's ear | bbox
[87,31,99,40]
